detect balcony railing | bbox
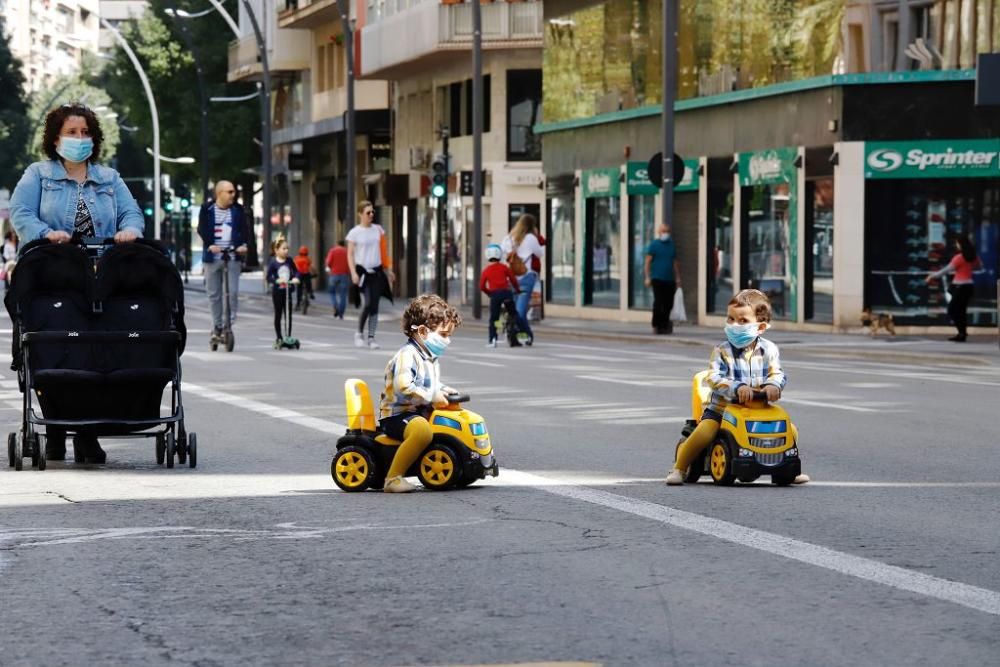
[227,29,311,82]
[360,0,543,78]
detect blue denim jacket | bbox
[9,160,144,242]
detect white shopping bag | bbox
[670,287,687,322]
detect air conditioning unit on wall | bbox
[409,146,429,170]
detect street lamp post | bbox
[166,2,211,202]
[100,17,161,240]
[172,0,272,254]
[336,0,356,232]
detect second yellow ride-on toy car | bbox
[331,379,499,492]
[676,371,802,486]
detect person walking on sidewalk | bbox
[926,235,982,342]
[480,243,531,347]
[644,223,681,335]
[325,238,350,319]
[198,180,248,339]
[347,201,394,349]
[501,213,543,344]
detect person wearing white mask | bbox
[9,102,144,464]
[643,223,681,334]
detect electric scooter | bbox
[210,248,237,352]
[274,275,301,350]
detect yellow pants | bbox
[386,416,433,479]
[673,418,721,472]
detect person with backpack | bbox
[500,214,544,345]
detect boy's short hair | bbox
[401,294,462,335]
[728,289,772,323]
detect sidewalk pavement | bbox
[184,272,999,367]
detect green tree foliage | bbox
[0,16,29,190]
[93,0,259,201]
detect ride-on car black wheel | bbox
[332,445,376,492]
[165,432,176,469]
[187,433,197,468]
[155,434,165,465]
[709,439,736,486]
[73,437,85,463]
[417,443,461,490]
[8,432,15,467]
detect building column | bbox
[833,141,866,328]
[619,163,629,314]
[696,157,708,323]
[574,168,584,309]
[796,146,807,324]
[731,154,742,295]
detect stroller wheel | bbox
[177,434,188,465]
[13,432,23,471]
[7,432,15,467]
[187,433,197,469]
[165,432,176,469]
[155,434,166,465]
[33,434,45,471]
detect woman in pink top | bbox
[926,236,981,342]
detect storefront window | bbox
[865,179,999,326]
[742,183,792,320]
[807,178,834,322]
[547,177,575,305]
[417,200,437,295]
[585,197,621,308]
[629,195,656,309]
[707,158,734,314]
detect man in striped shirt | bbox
[666,288,808,485]
[198,181,248,337]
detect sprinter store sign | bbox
[864,140,1000,179]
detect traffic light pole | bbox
[436,130,450,299]
[337,0,356,232]
[660,0,678,227]
[471,0,483,319]
[241,0,272,259]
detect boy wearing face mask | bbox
[378,294,462,493]
[666,289,809,486]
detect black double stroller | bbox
[4,237,196,470]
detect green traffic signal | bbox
[180,198,190,209]
[430,183,446,198]
[143,206,154,217]
[164,202,174,212]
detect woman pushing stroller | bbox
[8,103,144,462]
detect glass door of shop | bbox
[741,183,792,320]
[628,195,656,309]
[584,197,621,307]
[805,178,834,322]
[546,188,575,304]
[707,158,735,314]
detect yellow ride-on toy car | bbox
[676,371,802,486]
[331,379,500,492]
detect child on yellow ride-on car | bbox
[666,288,810,486]
[378,294,462,493]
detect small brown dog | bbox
[861,309,896,336]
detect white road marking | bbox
[779,398,878,413]
[165,384,1000,617]
[576,375,686,388]
[842,382,899,389]
[450,358,505,368]
[182,351,255,362]
[494,470,1000,617]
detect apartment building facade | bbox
[1,0,100,94]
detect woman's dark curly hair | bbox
[401,294,462,335]
[42,103,104,163]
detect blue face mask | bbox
[423,331,450,358]
[57,136,94,163]
[725,322,762,349]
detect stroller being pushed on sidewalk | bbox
[4,237,196,470]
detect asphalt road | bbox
[1,290,998,667]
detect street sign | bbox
[646,153,686,190]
